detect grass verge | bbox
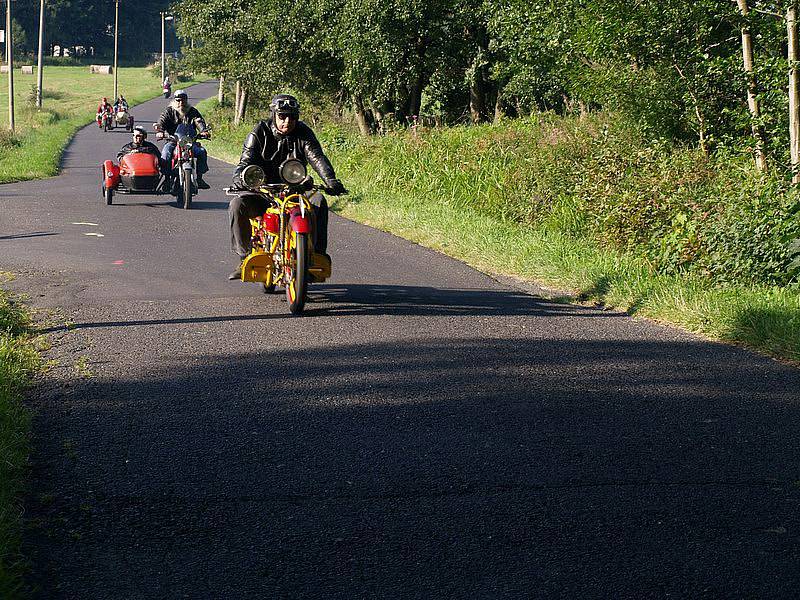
[0,283,39,597]
[196,98,800,363]
[0,66,205,183]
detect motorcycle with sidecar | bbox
[100,149,169,205]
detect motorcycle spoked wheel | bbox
[103,185,113,205]
[182,173,192,209]
[284,231,308,314]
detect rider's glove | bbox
[324,178,347,196]
[300,175,314,191]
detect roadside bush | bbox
[328,112,799,287]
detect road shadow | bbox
[39,285,612,332]
[22,336,800,597]
[0,232,59,241]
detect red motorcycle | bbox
[100,151,167,206]
[155,125,211,210]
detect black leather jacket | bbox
[157,105,208,136]
[117,141,161,162]
[232,119,337,189]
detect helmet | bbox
[102,97,108,102]
[174,89,188,100]
[270,94,300,118]
[132,126,147,140]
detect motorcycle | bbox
[113,106,134,132]
[101,149,167,206]
[98,108,113,132]
[155,123,210,210]
[163,83,171,99]
[226,160,333,315]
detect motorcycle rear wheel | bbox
[285,232,308,314]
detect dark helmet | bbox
[269,94,300,118]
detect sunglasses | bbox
[276,113,298,120]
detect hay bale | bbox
[21,65,34,74]
[89,65,112,75]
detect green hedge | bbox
[320,114,800,287]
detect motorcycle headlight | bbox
[241,165,265,189]
[280,159,307,185]
[178,135,193,148]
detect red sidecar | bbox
[100,152,165,205]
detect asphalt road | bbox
[3,81,800,599]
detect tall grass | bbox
[0,288,39,597]
[196,99,800,362]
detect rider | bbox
[116,126,162,163]
[96,97,112,128]
[227,93,346,280]
[114,95,129,112]
[154,89,210,190]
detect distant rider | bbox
[96,97,112,128]
[116,126,162,163]
[154,89,210,190]
[227,93,346,280]
[114,95,129,113]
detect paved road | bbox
[3,82,800,598]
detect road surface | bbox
[2,81,799,598]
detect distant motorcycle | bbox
[163,82,171,99]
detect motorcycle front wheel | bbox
[104,185,113,205]
[285,231,308,314]
[182,176,192,209]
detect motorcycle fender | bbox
[290,213,311,234]
[182,162,193,171]
[241,251,274,283]
[103,160,120,189]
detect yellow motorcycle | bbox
[229,160,332,315]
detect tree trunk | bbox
[737,0,768,171]
[494,86,505,123]
[218,76,225,105]
[352,96,372,136]
[469,77,487,124]
[234,80,242,121]
[789,3,800,182]
[234,86,248,126]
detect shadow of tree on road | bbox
[23,334,800,598]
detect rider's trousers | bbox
[229,191,329,258]
[160,142,209,176]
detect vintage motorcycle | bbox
[155,124,210,210]
[98,108,113,132]
[101,149,166,205]
[227,160,332,315]
[112,106,134,132]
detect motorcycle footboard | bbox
[241,252,273,282]
[309,252,332,282]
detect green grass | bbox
[0,285,39,598]
[196,98,800,362]
[0,66,205,183]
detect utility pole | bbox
[161,12,172,84]
[160,11,165,84]
[36,0,44,108]
[113,0,119,101]
[6,0,14,132]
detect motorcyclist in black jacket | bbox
[227,94,346,280]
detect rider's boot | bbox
[227,256,245,281]
[196,174,211,190]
